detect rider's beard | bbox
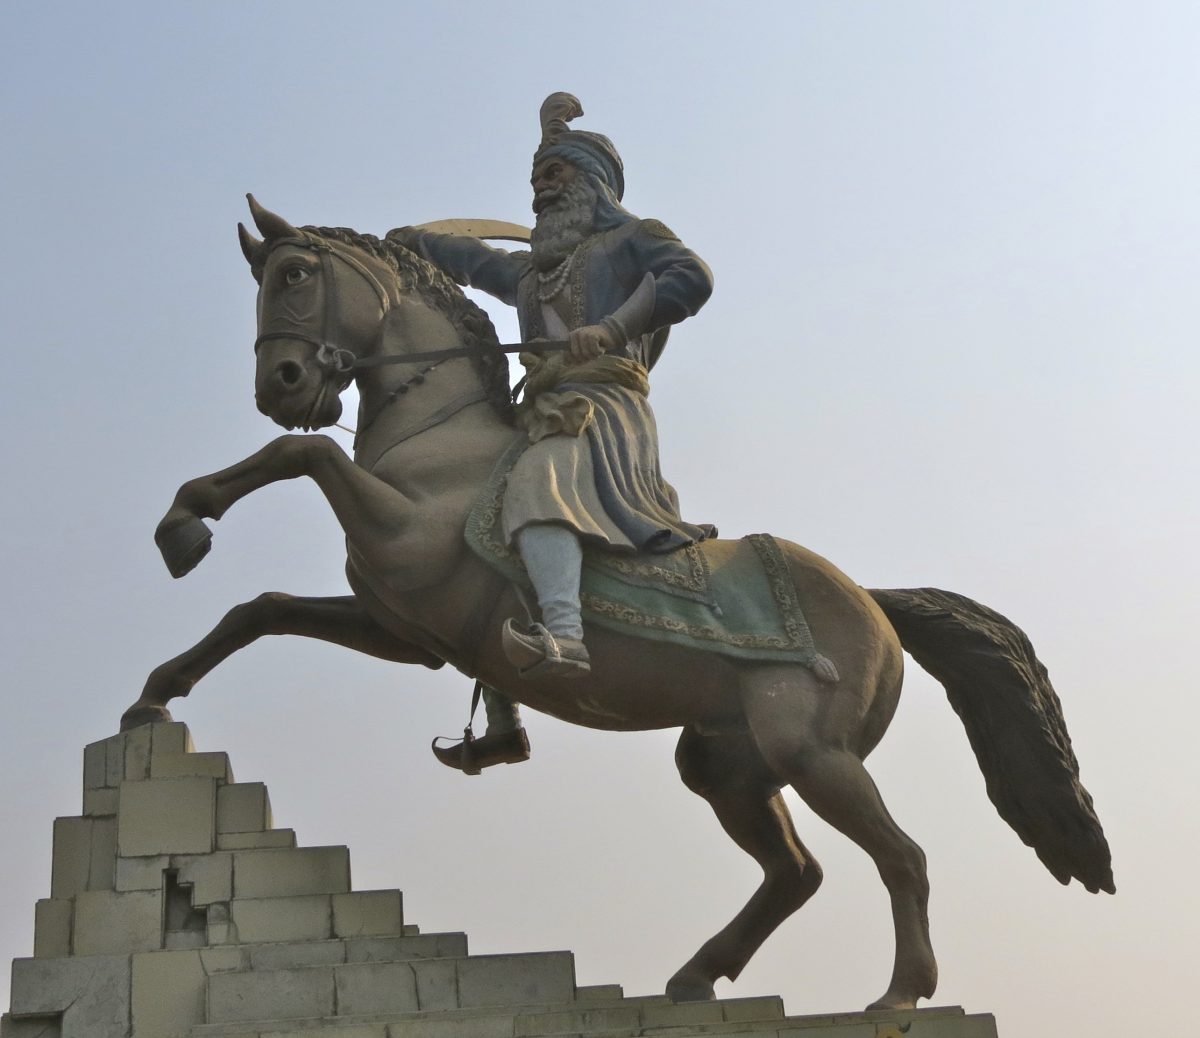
[530,176,598,271]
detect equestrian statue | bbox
[121,93,1113,1011]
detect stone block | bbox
[33,900,72,959]
[131,949,205,1038]
[344,931,467,963]
[174,852,232,905]
[249,938,347,971]
[332,889,403,939]
[123,726,153,782]
[50,818,91,899]
[149,722,194,760]
[89,817,117,891]
[723,995,786,1022]
[151,751,233,783]
[50,817,114,898]
[206,922,234,945]
[82,734,126,791]
[229,894,331,943]
[83,788,119,818]
[332,961,422,1015]
[576,983,623,1001]
[0,1016,62,1038]
[232,846,350,899]
[414,956,461,1011]
[9,954,131,1038]
[642,999,724,1027]
[389,1017,511,1038]
[206,966,335,1023]
[456,951,576,1009]
[216,783,272,833]
[778,1026,874,1038]
[217,829,296,850]
[282,1029,387,1038]
[118,777,216,857]
[72,890,162,956]
[199,946,246,973]
[515,1003,641,1036]
[116,856,170,892]
[83,738,110,791]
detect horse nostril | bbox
[276,360,303,387]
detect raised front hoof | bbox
[665,970,716,1004]
[155,516,212,578]
[120,702,174,732]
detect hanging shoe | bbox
[501,619,591,678]
[431,727,531,774]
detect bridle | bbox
[251,232,570,445]
[252,234,395,390]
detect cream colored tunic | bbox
[499,298,636,550]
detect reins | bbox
[252,231,567,390]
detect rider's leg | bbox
[516,523,584,640]
[483,686,522,733]
[500,522,591,677]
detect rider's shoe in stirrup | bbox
[502,619,591,678]
[431,727,531,775]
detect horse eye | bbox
[285,267,310,286]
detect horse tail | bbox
[867,586,1115,895]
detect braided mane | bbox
[302,225,514,426]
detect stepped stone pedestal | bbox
[3,725,999,1037]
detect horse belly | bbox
[480,624,748,733]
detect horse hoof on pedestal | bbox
[155,516,213,578]
[665,971,716,1003]
[120,703,174,732]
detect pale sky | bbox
[2,3,1197,1036]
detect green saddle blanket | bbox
[465,440,832,670]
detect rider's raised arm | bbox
[388,227,525,308]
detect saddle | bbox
[465,439,836,674]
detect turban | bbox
[533,92,625,202]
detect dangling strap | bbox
[459,680,484,776]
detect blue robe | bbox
[401,219,715,552]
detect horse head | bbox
[239,195,402,431]
[240,197,512,440]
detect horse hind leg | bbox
[742,669,936,1010]
[666,725,824,1002]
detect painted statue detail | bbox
[395,93,714,771]
[122,91,1114,1013]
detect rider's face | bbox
[531,158,578,214]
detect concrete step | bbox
[238,932,468,972]
[191,1002,995,1038]
[191,992,785,1037]
[206,950,578,1025]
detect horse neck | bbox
[351,298,514,482]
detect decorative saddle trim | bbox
[465,439,838,675]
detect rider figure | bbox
[393,93,714,771]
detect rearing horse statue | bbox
[121,197,1113,1011]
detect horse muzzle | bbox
[255,340,346,431]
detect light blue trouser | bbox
[482,522,586,734]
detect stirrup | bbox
[501,619,591,678]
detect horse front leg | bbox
[121,593,442,730]
[154,434,413,578]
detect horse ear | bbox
[247,193,300,240]
[238,222,262,265]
